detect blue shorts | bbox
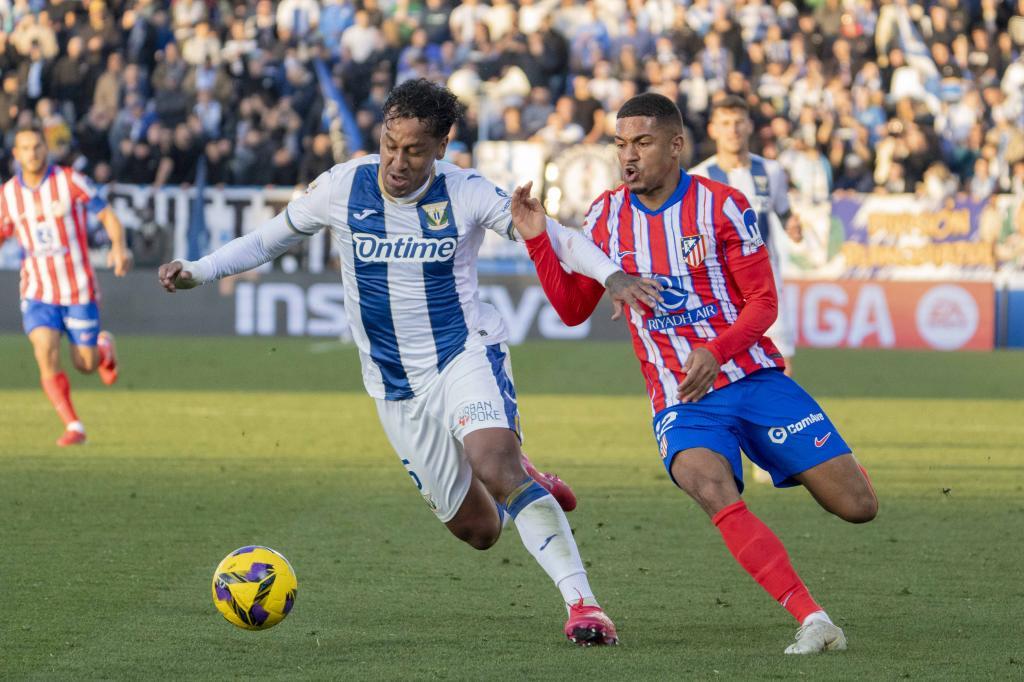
[21,299,101,347]
[653,369,851,492]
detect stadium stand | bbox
[0,0,1022,199]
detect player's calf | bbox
[70,348,101,374]
[670,448,743,517]
[445,478,503,550]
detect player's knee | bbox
[72,355,99,373]
[678,476,737,516]
[451,523,500,550]
[836,492,877,524]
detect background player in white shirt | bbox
[158,80,660,646]
[0,126,129,446]
[691,95,803,376]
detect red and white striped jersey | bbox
[581,173,785,413]
[0,165,107,305]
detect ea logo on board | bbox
[915,285,978,351]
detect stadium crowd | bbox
[1,0,1023,201]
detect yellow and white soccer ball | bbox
[211,546,297,630]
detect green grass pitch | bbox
[2,335,1023,679]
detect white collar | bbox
[378,165,436,206]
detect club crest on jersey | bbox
[754,174,769,194]
[51,200,68,217]
[421,201,450,230]
[679,234,706,267]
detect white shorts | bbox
[766,248,796,358]
[374,342,521,523]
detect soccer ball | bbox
[211,545,297,630]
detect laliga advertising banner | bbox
[0,272,996,349]
[783,280,995,350]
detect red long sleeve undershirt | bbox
[525,232,605,327]
[525,231,779,366]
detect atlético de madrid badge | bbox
[421,201,450,230]
[680,234,706,267]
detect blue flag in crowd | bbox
[313,58,363,155]
[187,155,209,260]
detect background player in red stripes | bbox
[510,93,878,654]
[0,126,129,445]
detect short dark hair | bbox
[616,92,683,132]
[710,94,751,118]
[14,124,45,142]
[382,79,464,140]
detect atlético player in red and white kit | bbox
[0,126,130,446]
[511,94,878,654]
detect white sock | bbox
[67,421,85,434]
[505,479,596,606]
[803,610,833,627]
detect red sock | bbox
[41,372,79,427]
[712,500,822,623]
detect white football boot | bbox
[784,620,848,654]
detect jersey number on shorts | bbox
[401,458,423,491]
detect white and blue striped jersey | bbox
[285,155,523,401]
[690,154,789,252]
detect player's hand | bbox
[108,245,132,277]
[158,260,197,293]
[606,271,663,320]
[676,347,720,403]
[510,182,547,240]
[785,214,803,243]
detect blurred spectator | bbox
[204,138,235,186]
[277,0,320,39]
[0,72,24,132]
[49,36,95,121]
[341,10,382,64]
[299,133,335,184]
[182,21,221,67]
[75,107,114,172]
[450,0,489,47]
[155,123,202,186]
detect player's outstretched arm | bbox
[513,184,604,325]
[158,212,310,293]
[511,184,661,322]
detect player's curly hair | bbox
[382,79,465,140]
[617,93,683,133]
